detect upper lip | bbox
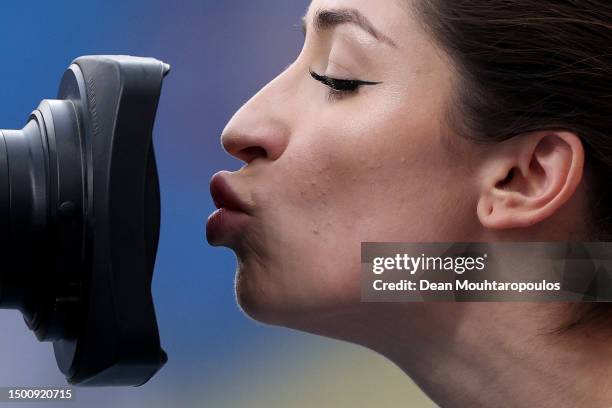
[210,171,250,213]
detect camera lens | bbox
[0,55,169,386]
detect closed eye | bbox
[309,68,381,93]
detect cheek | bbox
[276,102,460,243]
[255,110,451,279]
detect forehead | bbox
[305,0,451,78]
[305,0,417,45]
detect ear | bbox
[476,131,584,229]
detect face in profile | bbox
[207,0,587,342]
[210,0,465,329]
[209,0,612,405]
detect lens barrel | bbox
[0,100,83,341]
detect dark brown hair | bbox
[413,0,612,332]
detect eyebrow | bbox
[302,8,398,48]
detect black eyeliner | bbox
[309,68,381,92]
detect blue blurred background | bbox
[0,1,433,407]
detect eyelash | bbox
[309,68,381,100]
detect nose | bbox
[221,73,292,164]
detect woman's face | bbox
[212,0,482,330]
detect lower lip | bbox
[206,207,251,245]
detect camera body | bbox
[0,55,169,386]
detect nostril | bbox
[239,146,268,163]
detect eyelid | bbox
[309,68,381,89]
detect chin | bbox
[233,267,322,329]
[234,267,291,326]
[234,271,356,337]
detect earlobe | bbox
[476,131,584,230]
